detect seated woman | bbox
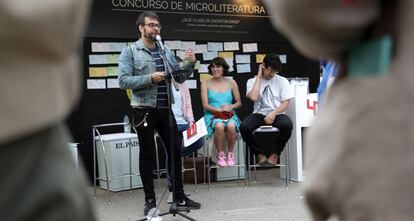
[201,57,242,167]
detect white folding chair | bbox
[247,126,291,189]
[202,133,247,191]
[153,130,198,195]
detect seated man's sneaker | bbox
[177,196,201,209]
[144,198,156,216]
[257,154,268,165]
[267,154,278,166]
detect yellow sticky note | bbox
[256,54,265,63]
[107,67,118,76]
[107,54,120,64]
[199,73,212,83]
[89,67,107,77]
[218,51,234,59]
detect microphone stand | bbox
[137,41,196,221]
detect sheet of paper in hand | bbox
[183,117,208,147]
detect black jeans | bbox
[240,113,293,156]
[132,108,184,202]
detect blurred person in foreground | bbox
[0,0,95,221]
[263,0,414,220]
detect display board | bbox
[82,37,317,119]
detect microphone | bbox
[155,35,164,52]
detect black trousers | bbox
[240,113,293,156]
[132,108,184,202]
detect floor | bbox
[91,168,312,221]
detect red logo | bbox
[186,122,197,138]
[306,99,318,115]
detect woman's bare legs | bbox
[225,122,237,166]
[214,122,227,167]
[226,122,237,153]
[213,122,225,153]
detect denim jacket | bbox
[118,39,180,108]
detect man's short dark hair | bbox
[136,11,160,29]
[208,57,229,75]
[263,54,282,72]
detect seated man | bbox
[240,54,294,166]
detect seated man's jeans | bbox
[240,113,293,156]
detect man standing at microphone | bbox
[118,11,201,216]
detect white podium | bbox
[95,133,142,191]
[286,93,318,181]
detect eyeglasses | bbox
[144,23,162,30]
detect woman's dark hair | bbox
[136,11,160,29]
[263,54,282,72]
[208,57,229,75]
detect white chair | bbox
[202,133,247,190]
[247,126,291,189]
[153,130,198,194]
[181,152,198,192]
